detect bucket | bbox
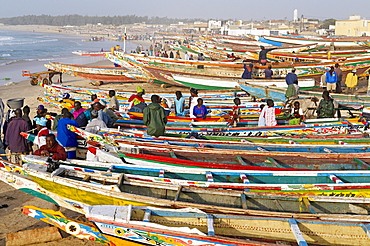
[7,98,25,109]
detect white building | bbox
[293,9,298,22]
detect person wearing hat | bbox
[33,117,50,148]
[100,100,118,125]
[59,93,75,108]
[345,69,358,95]
[92,102,113,127]
[128,86,145,109]
[85,110,107,134]
[33,105,51,131]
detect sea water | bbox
[0,29,137,85]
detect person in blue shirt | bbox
[193,98,207,119]
[57,112,79,159]
[242,63,253,79]
[325,66,338,93]
[285,68,298,85]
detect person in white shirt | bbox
[85,110,107,134]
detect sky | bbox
[0,0,369,21]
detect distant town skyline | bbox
[0,0,369,21]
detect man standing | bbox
[108,90,119,111]
[143,95,167,137]
[264,65,273,79]
[258,46,275,65]
[334,63,343,93]
[345,69,358,94]
[57,112,78,159]
[5,108,30,161]
[325,66,337,93]
[285,68,298,86]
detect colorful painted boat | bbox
[72,50,111,56]
[172,74,315,90]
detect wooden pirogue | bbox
[24,204,370,246]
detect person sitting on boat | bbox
[33,117,50,148]
[169,50,174,58]
[174,91,186,117]
[189,54,194,60]
[289,101,305,125]
[260,99,281,126]
[34,134,67,161]
[197,53,205,61]
[317,91,335,118]
[143,95,167,137]
[229,53,236,60]
[71,101,90,128]
[108,90,119,111]
[264,65,273,79]
[189,88,200,118]
[128,86,146,109]
[325,66,337,93]
[175,50,181,59]
[242,63,254,79]
[184,52,190,60]
[345,69,358,95]
[258,46,275,65]
[160,97,171,116]
[85,110,107,134]
[230,98,241,127]
[285,80,300,101]
[285,68,297,86]
[59,93,75,108]
[93,101,114,127]
[193,98,208,119]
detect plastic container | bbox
[7,98,25,109]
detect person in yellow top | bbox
[345,69,358,94]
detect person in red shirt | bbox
[34,134,67,161]
[128,86,145,109]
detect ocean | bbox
[0,29,137,85]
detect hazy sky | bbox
[0,0,369,21]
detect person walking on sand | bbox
[143,95,167,137]
[345,69,358,95]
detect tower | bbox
[293,9,298,22]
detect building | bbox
[335,15,370,36]
[293,9,298,22]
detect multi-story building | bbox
[335,15,370,36]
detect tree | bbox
[320,18,336,29]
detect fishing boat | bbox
[72,50,111,56]
[23,204,370,246]
[44,62,149,82]
[238,81,370,107]
[172,74,315,90]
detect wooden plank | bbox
[207,214,215,236]
[6,227,62,246]
[143,209,151,222]
[361,224,370,238]
[174,185,182,201]
[301,197,316,214]
[235,155,248,165]
[241,193,248,209]
[169,151,177,159]
[288,218,308,246]
[353,158,370,169]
